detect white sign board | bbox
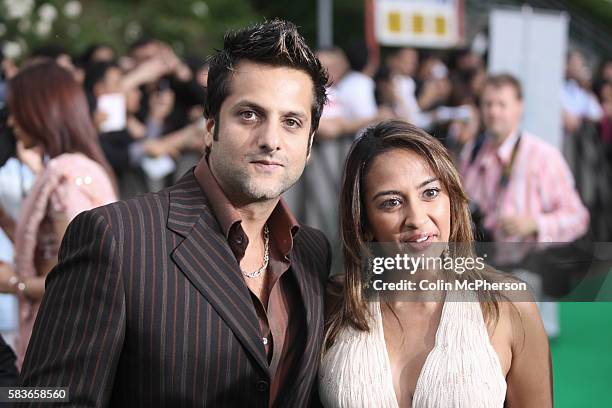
[374,0,463,48]
[489,7,569,148]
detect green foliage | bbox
[0,0,260,60]
[3,1,608,63]
[249,0,366,49]
[0,0,373,61]
[566,0,612,36]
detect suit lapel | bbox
[167,172,269,376]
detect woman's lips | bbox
[402,233,437,251]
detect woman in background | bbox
[0,61,117,367]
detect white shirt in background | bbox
[336,71,377,122]
[562,79,603,121]
[393,75,433,129]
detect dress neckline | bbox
[375,291,506,407]
[376,299,450,408]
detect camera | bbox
[469,200,494,242]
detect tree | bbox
[1,0,259,60]
[249,0,366,49]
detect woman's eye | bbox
[423,188,440,200]
[380,198,401,209]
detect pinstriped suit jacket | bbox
[19,170,331,407]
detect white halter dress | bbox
[318,291,507,407]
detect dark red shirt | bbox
[194,159,305,406]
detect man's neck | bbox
[490,128,518,148]
[235,199,279,242]
[201,155,280,242]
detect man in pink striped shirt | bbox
[461,74,589,337]
[461,74,589,260]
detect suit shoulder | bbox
[295,225,330,253]
[86,190,170,226]
[294,225,332,280]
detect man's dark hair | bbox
[204,19,328,136]
[483,73,523,100]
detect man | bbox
[462,74,588,246]
[335,41,378,124]
[562,50,602,136]
[561,50,604,176]
[461,73,589,336]
[20,20,331,407]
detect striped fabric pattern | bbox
[461,131,589,243]
[19,170,331,407]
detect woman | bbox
[318,120,551,407]
[0,61,117,367]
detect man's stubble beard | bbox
[210,152,306,203]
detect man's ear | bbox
[306,131,315,161]
[204,117,215,152]
[206,117,215,134]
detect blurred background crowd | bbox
[0,0,611,405]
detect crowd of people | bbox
[294,42,611,208]
[0,38,210,362]
[0,17,609,405]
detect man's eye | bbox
[380,198,401,209]
[240,111,257,121]
[423,188,440,200]
[285,118,301,128]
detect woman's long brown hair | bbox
[8,60,117,191]
[324,120,504,351]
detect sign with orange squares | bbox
[375,0,464,48]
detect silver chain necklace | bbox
[241,225,269,279]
